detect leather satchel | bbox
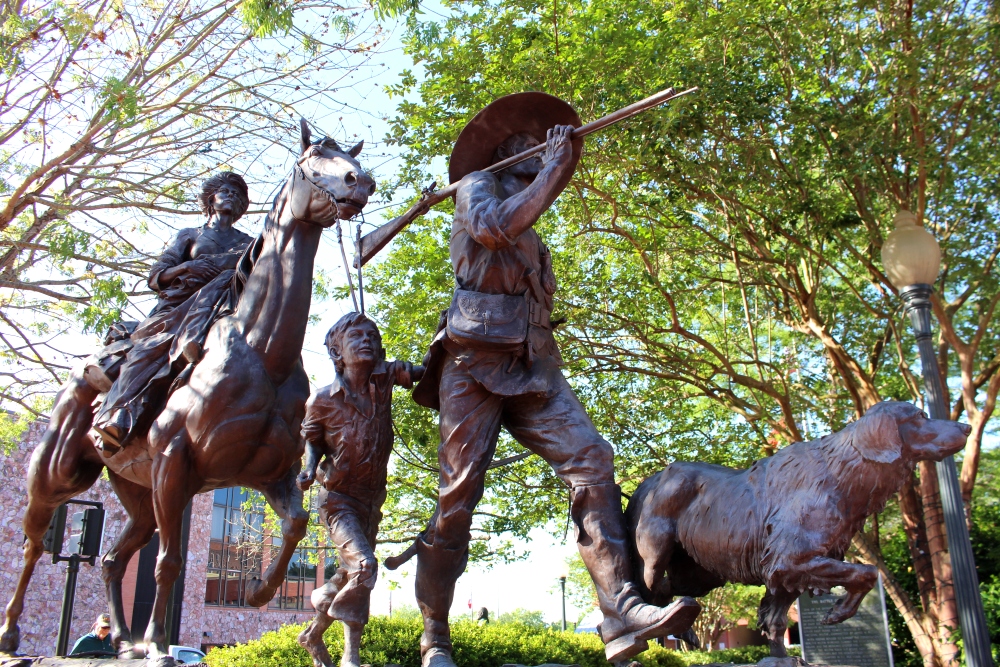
[446,289,529,349]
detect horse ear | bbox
[849,403,903,464]
[347,140,364,158]
[300,118,312,153]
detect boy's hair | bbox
[324,312,383,375]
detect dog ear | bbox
[848,405,903,463]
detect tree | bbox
[562,553,599,617]
[367,0,1000,664]
[690,584,764,652]
[0,0,400,418]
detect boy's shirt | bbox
[301,360,416,506]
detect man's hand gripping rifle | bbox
[353,85,697,268]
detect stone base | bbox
[757,658,808,667]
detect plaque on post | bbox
[798,575,894,667]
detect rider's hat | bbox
[448,92,583,193]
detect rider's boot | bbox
[92,409,130,456]
[571,483,702,662]
[415,537,467,667]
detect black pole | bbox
[901,283,994,667]
[559,576,567,631]
[56,555,81,656]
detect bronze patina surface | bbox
[0,121,374,667]
[626,401,970,660]
[407,93,700,667]
[295,313,422,667]
[92,172,254,453]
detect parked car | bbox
[170,645,207,664]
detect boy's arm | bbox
[297,441,321,491]
[391,361,425,389]
[296,398,325,490]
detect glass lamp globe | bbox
[881,210,941,289]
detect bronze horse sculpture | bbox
[0,121,374,666]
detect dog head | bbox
[849,400,971,464]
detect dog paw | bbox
[822,606,851,625]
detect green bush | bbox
[204,615,776,667]
[673,644,779,665]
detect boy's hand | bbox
[296,470,315,491]
[410,364,425,383]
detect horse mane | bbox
[228,178,291,305]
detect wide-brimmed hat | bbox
[448,92,583,192]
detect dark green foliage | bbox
[201,615,787,667]
[204,617,606,667]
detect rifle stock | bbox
[354,85,697,268]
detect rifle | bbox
[353,85,698,268]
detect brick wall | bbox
[0,419,311,656]
[0,420,129,655]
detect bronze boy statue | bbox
[296,312,423,667]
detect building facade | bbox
[0,419,332,655]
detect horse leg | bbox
[102,471,155,658]
[245,466,309,607]
[145,435,199,665]
[1,370,103,654]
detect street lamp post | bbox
[559,575,567,631]
[882,210,994,667]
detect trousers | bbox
[318,490,380,624]
[415,350,622,653]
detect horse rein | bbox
[290,145,364,312]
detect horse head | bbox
[289,118,375,226]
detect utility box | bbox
[67,507,105,558]
[42,504,68,555]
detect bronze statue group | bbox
[0,95,971,667]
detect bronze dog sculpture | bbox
[626,401,970,660]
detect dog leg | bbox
[777,556,877,625]
[757,589,797,658]
[634,515,675,605]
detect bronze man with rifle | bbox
[403,92,700,667]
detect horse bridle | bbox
[289,140,350,222]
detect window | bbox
[268,490,338,611]
[174,648,206,664]
[205,487,263,607]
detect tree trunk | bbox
[917,462,961,666]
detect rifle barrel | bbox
[355,85,697,267]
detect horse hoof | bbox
[118,641,146,659]
[244,577,275,607]
[0,623,20,653]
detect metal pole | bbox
[56,555,80,656]
[559,576,567,631]
[901,283,994,667]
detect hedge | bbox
[203,616,785,667]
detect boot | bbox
[414,537,468,667]
[571,483,701,662]
[92,408,131,455]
